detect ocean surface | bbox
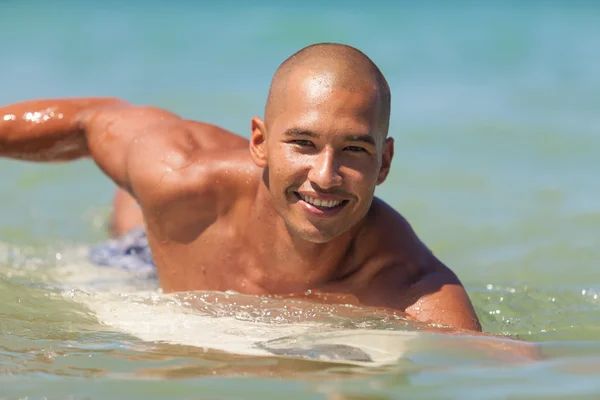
[1,1,600,399]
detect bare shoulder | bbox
[358,198,425,269]
[81,102,245,188]
[125,121,258,239]
[123,114,249,198]
[77,101,257,240]
[359,199,482,331]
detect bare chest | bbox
[146,201,414,307]
[149,216,256,293]
[147,218,378,297]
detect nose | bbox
[308,148,342,190]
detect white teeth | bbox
[299,194,342,208]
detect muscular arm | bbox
[1,97,249,244]
[401,256,546,362]
[0,98,127,161]
[0,97,188,191]
[368,202,482,332]
[365,204,542,362]
[0,97,246,193]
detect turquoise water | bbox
[1,1,600,399]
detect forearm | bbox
[0,97,124,161]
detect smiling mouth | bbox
[294,192,349,210]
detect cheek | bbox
[340,157,380,188]
[269,148,310,186]
[343,171,377,197]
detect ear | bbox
[376,137,394,185]
[249,116,268,168]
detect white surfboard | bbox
[56,255,532,368]
[70,288,418,367]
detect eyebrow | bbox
[283,128,377,146]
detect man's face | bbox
[253,73,393,243]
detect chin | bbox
[287,222,346,244]
[299,232,336,244]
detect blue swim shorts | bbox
[88,227,157,279]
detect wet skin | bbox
[0,75,482,333]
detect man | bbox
[0,43,482,332]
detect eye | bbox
[290,140,314,147]
[344,146,368,153]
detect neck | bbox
[248,182,361,291]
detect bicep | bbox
[83,105,182,190]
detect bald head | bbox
[264,43,391,136]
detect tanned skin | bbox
[0,43,482,332]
